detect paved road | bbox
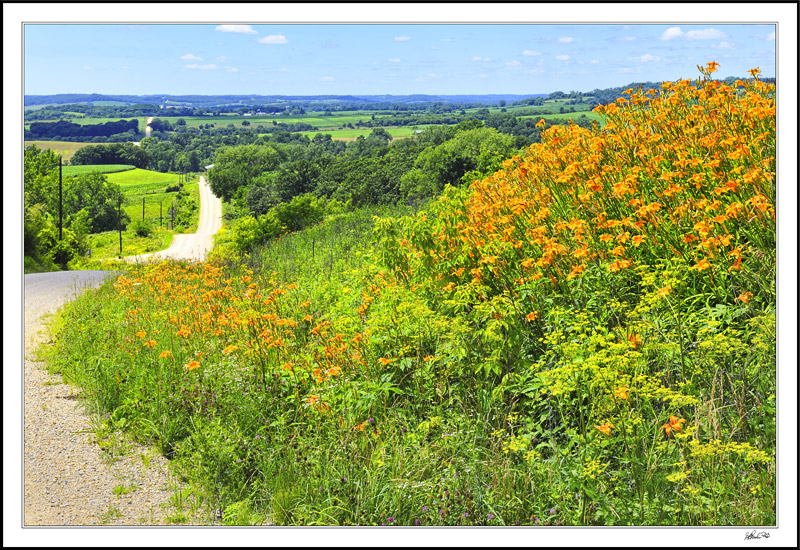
[24,270,117,343]
[125,175,222,263]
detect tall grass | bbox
[46,65,775,526]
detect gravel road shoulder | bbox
[21,271,203,526]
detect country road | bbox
[18,170,222,527]
[125,175,222,263]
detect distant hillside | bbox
[25,93,544,109]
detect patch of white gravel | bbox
[22,271,205,526]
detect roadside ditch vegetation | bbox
[39,65,776,526]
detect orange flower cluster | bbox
[112,260,375,407]
[389,65,774,306]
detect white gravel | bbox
[22,271,204,526]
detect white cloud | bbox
[278,67,291,72]
[524,68,544,75]
[766,31,775,40]
[634,53,662,62]
[661,26,726,41]
[522,50,542,56]
[686,28,726,40]
[660,27,684,41]
[711,41,735,50]
[121,66,129,70]
[217,55,227,62]
[472,56,492,62]
[224,67,239,72]
[257,34,288,44]
[387,58,401,63]
[320,76,334,81]
[558,37,574,43]
[589,59,600,64]
[555,54,570,61]
[215,25,257,34]
[181,53,203,61]
[394,36,411,41]
[506,60,522,67]
[83,66,92,71]
[618,36,637,41]
[477,74,489,78]
[184,63,217,70]
[617,67,634,73]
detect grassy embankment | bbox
[45,66,776,526]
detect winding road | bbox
[124,175,222,263]
[20,170,222,526]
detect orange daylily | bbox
[660,415,686,436]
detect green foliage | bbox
[207,144,280,202]
[130,218,153,238]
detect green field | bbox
[24,141,99,163]
[62,164,135,176]
[156,112,390,131]
[295,125,424,141]
[104,168,194,225]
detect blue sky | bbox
[24,23,776,96]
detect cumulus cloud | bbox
[661,26,726,40]
[278,67,291,72]
[711,41,735,50]
[634,53,662,62]
[387,58,401,63]
[506,60,522,67]
[618,36,637,41]
[394,36,411,41]
[558,37,574,43]
[83,66,92,70]
[589,59,600,64]
[766,31,775,40]
[181,53,203,61]
[184,63,217,70]
[472,56,492,62]
[257,34,288,44]
[555,54,570,61]
[215,25,257,34]
[522,50,541,56]
[224,66,239,72]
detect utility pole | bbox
[118,192,122,258]
[143,197,145,221]
[58,156,63,241]
[160,200,163,228]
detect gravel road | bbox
[20,174,222,527]
[22,270,195,526]
[125,175,222,263]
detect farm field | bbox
[62,164,135,176]
[24,141,99,163]
[104,168,198,229]
[295,125,424,141]
[155,112,391,130]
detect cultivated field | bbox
[24,141,99,163]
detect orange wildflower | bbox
[143,339,157,348]
[594,422,614,436]
[738,291,753,304]
[614,386,629,400]
[661,415,686,436]
[158,350,172,359]
[185,360,201,371]
[692,258,712,272]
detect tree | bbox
[63,172,129,233]
[207,144,281,202]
